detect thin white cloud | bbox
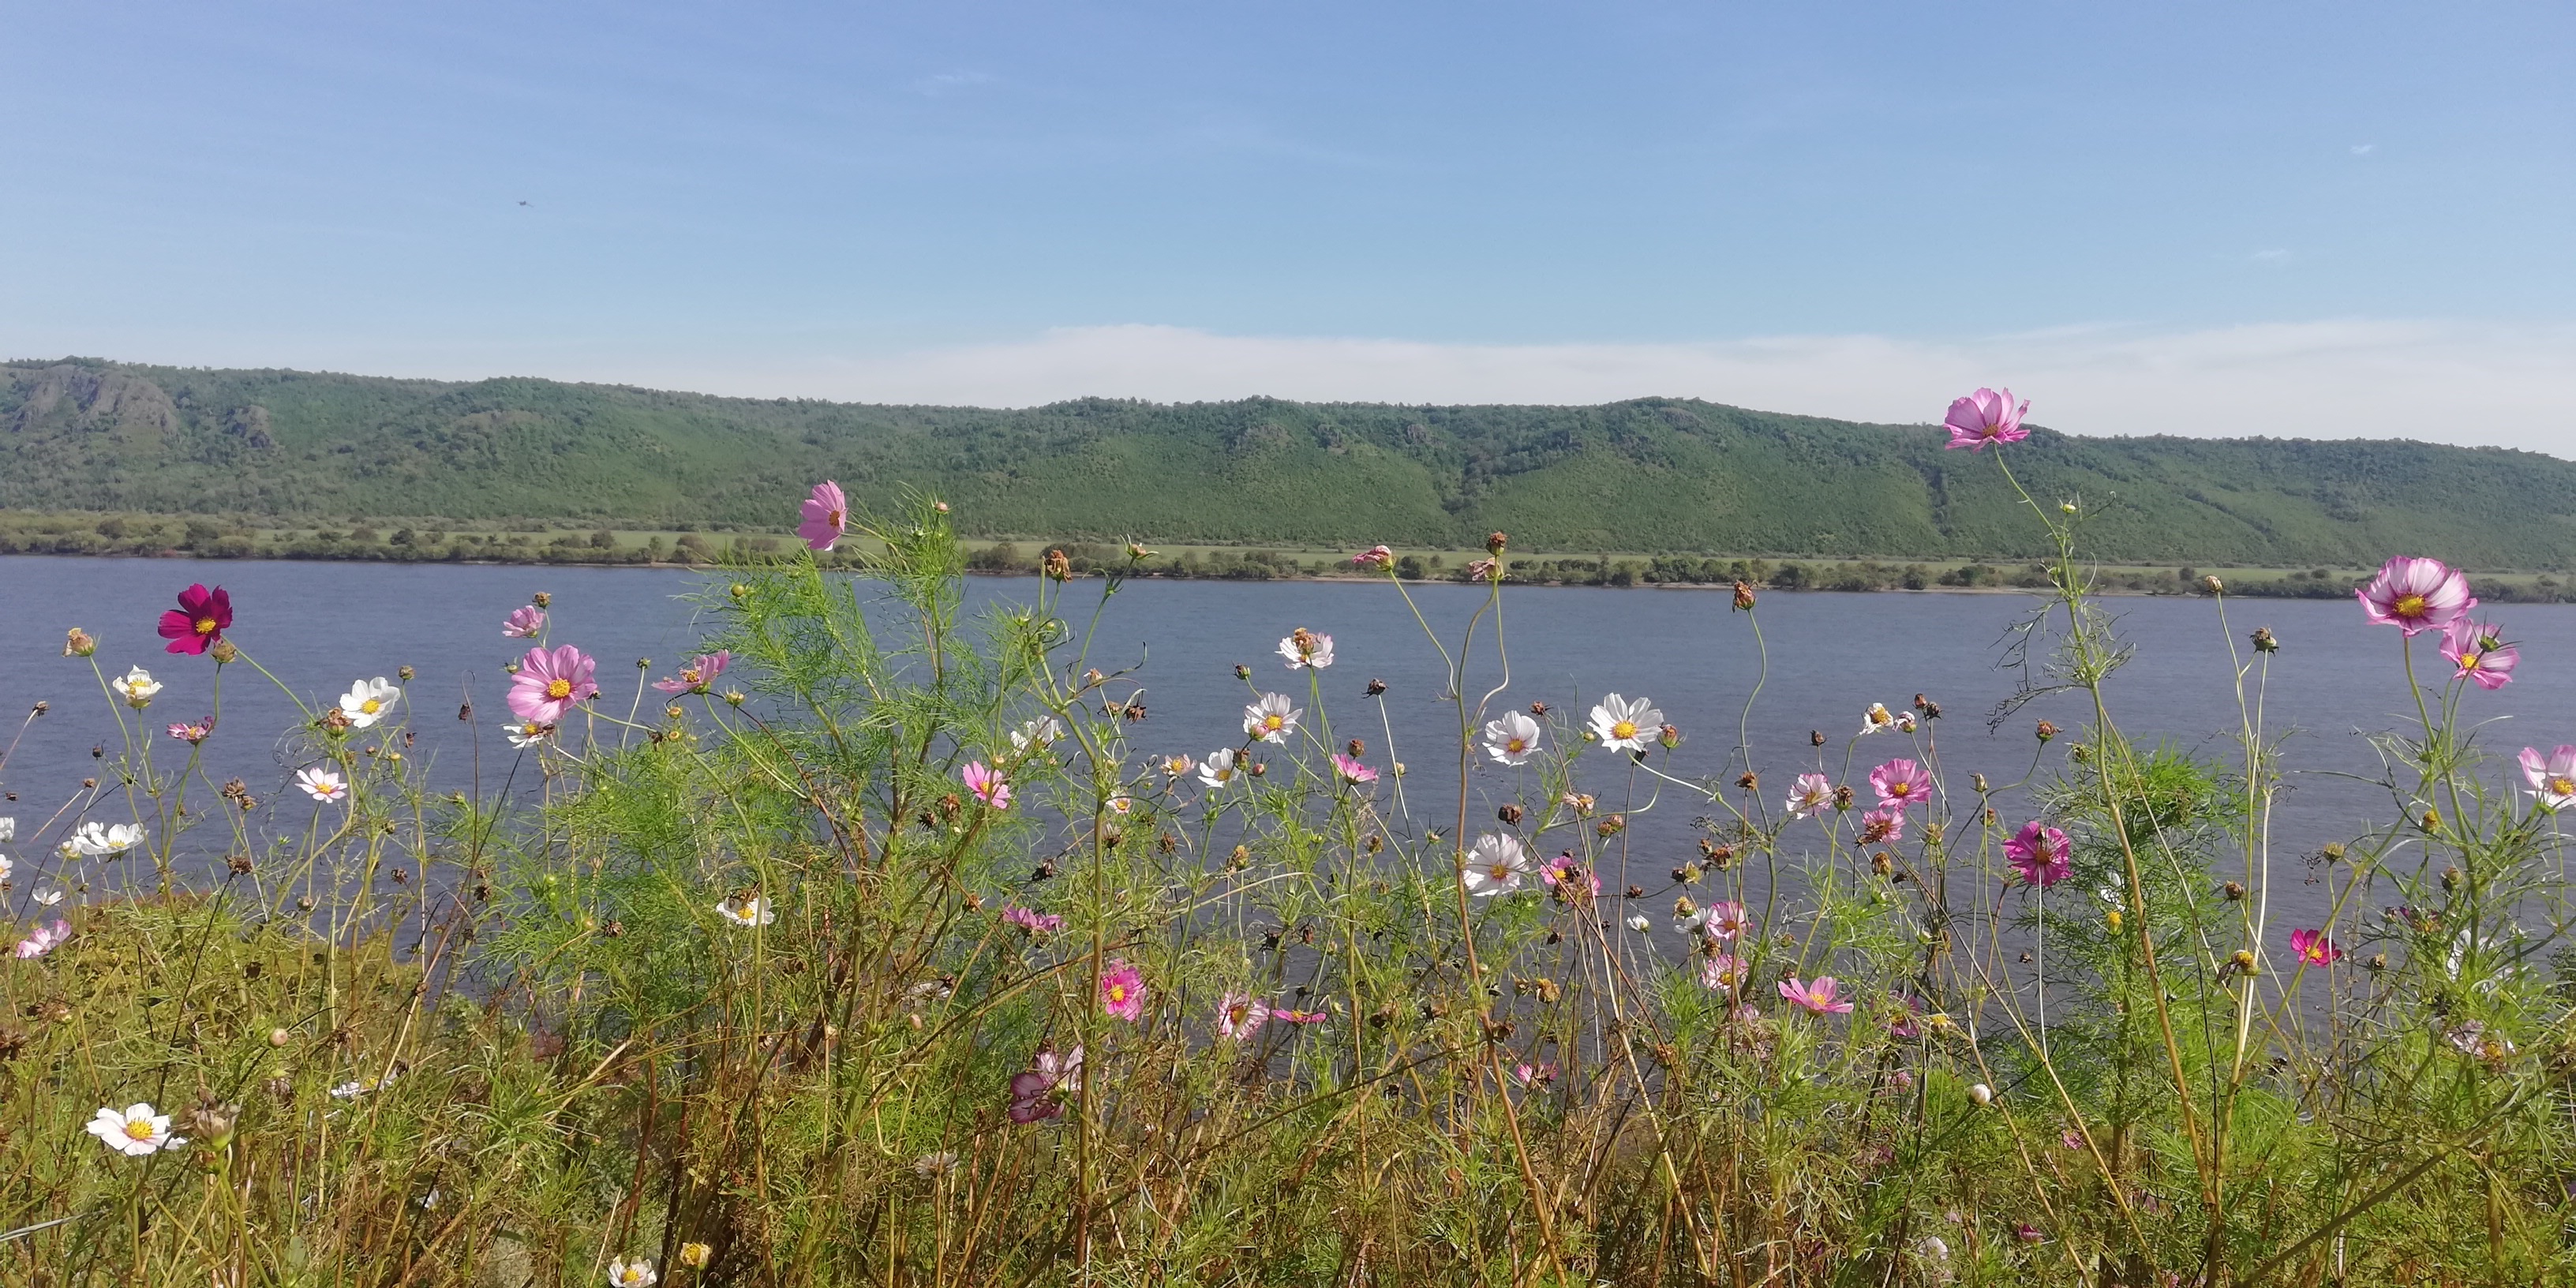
[2350,143,2377,155]
[739,320,2576,456]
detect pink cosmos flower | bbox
[2289,928,2344,967]
[1008,1045,1082,1124]
[961,761,1011,811]
[1702,953,1749,992]
[158,584,233,656]
[2521,745,2576,810]
[1778,975,1855,1015]
[1351,545,1394,569]
[799,480,850,552]
[1539,852,1600,897]
[1700,900,1750,942]
[1000,905,1062,934]
[1215,991,1269,1041]
[1784,773,1833,819]
[14,919,69,960]
[653,650,732,695]
[507,646,599,724]
[1868,758,1932,811]
[2357,556,2475,637]
[1330,753,1378,784]
[2439,619,2517,691]
[501,605,547,638]
[1942,388,2029,451]
[165,717,214,744]
[1271,1007,1328,1024]
[1511,1060,1557,1087]
[2006,820,2072,887]
[1858,807,1905,846]
[1099,960,1145,1022]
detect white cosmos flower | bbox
[606,1256,659,1287]
[1010,717,1065,754]
[1587,694,1663,753]
[1160,753,1195,776]
[33,888,64,906]
[110,667,163,708]
[1277,630,1335,669]
[1859,702,1896,736]
[1895,711,1918,734]
[86,1103,185,1156]
[337,677,402,728]
[1461,833,1533,897]
[0,854,9,883]
[1198,747,1243,789]
[295,767,349,803]
[1784,773,1833,820]
[329,1069,397,1099]
[68,821,144,857]
[0,817,14,842]
[1624,915,1652,933]
[503,720,555,748]
[717,896,777,928]
[1484,711,1542,766]
[1244,693,1301,743]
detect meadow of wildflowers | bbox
[2,388,2573,1286]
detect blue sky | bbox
[4,2,2570,446]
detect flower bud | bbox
[63,627,95,657]
[1233,664,1251,680]
[1496,803,1523,826]
[680,1242,713,1268]
[2251,627,2278,653]
[1968,1083,1993,1106]
[1971,773,1989,793]
[934,500,951,514]
[269,1028,290,1047]
[1659,724,1681,749]
[2035,721,2059,742]
[1366,677,1387,696]
[209,638,238,664]
[2202,575,2223,593]
[1486,531,1507,555]
[396,665,414,681]
[1810,729,1825,747]
[1732,581,1757,612]
[532,591,552,608]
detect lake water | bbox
[4,555,2570,936]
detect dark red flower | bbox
[158,584,233,656]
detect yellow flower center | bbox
[2392,593,2426,618]
[1262,715,1283,731]
[360,698,383,714]
[1487,863,1512,879]
[1107,984,1128,1004]
[545,679,573,700]
[194,616,219,635]
[1610,721,1637,740]
[2552,776,2575,796]
[123,1118,156,1142]
[682,668,702,683]
[1890,783,1912,797]
[1507,737,1527,753]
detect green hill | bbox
[6,356,2574,567]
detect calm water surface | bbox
[3,556,2570,934]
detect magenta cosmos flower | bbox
[1858,807,1906,846]
[2289,928,2344,967]
[1099,960,1145,1023]
[1942,388,2029,451]
[961,761,1011,810]
[1000,904,1061,934]
[2522,745,2576,810]
[501,605,546,638]
[1330,753,1378,784]
[507,646,599,724]
[157,584,233,655]
[2438,619,2517,690]
[1868,758,1932,811]
[2357,556,2475,637]
[1778,975,1855,1014]
[653,650,732,695]
[2006,820,2072,887]
[1008,1046,1081,1124]
[798,481,849,552]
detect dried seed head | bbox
[1365,677,1387,696]
[62,627,95,657]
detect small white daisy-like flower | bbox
[336,676,402,728]
[1461,833,1533,897]
[34,888,65,907]
[717,896,777,928]
[1198,747,1242,789]
[295,766,350,803]
[1859,702,1896,736]
[86,1102,185,1156]
[1483,711,1542,766]
[1160,752,1195,776]
[1243,693,1301,743]
[1587,694,1664,753]
[110,667,163,708]
[606,1256,659,1286]
[1624,915,1652,933]
[67,821,143,858]
[502,719,555,748]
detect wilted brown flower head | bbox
[2252,627,2278,653]
[2035,721,2060,742]
[1365,677,1387,696]
[63,627,95,657]
[1486,531,1507,555]
[1043,549,1073,582]
[1732,581,1757,611]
